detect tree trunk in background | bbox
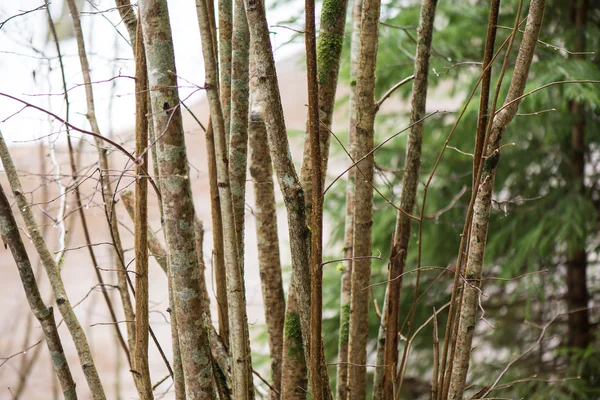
[0,181,77,400]
[219,0,233,140]
[249,112,286,399]
[346,0,381,396]
[447,1,546,398]
[566,0,590,351]
[139,1,216,398]
[337,0,361,398]
[380,1,437,398]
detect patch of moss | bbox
[483,152,500,173]
[317,32,344,85]
[284,311,304,361]
[339,304,351,345]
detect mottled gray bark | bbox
[380,1,437,398]
[0,133,105,399]
[139,1,215,398]
[337,0,361,397]
[244,0,311,367]
[195,0,254,397]
[249,113,285,399]
[0,181,77,400]
[346,0,381,395]
[447,1,546,398]
[228,0,250,266]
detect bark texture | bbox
[132,21,153,399]
[229,0,251,265]
[346,0,381,396]
[249,112,286,399]
[139,1,215,398]
[337,0,361,397]
[447,1,546,398]
[195,0,254,397]
[0,181,77,400]
[380,1,437,398]
[244,0,312,370]
[0,133,105,399]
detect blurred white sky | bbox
[0,0,305,146]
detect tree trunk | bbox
[380,1,437,398]
[249,112,286,399]
[447,1,546,397]
[566,0,590,351]
[338,0,361,397]
[346,0,381,396]
[139,1,216,397]
[195,0,255,397]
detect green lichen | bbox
[339,304,351,345]
[284,311,304,360]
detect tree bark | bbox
[380,1,437,398]
[195,0,255,397]
[346,0,381,395]
[447,1,546,398]
[338,0,361,397]
[249,112,286,399]
[132,20,153,399]
[139,1,216,398]
[244,0,312,373]
[0,181,77,400]
[229,0,251,266]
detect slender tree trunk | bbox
[305,0,325,395]
[380,1,437,398]
[219,0,233,139]
[0,134,106,399]
[447,1,546,398]
[195,0,255,397]
[0,182,77,400]
[566,0,590,351]
[139,1,216,398]
[206,120,231,345]
[281,284,308,399]
[346,0,381,395]
[229,0,251,265]
[244,0,312,374]
[249,112,286,399]
[300,0,349,213]
[132,21,153,399]
[338,0,361,397]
